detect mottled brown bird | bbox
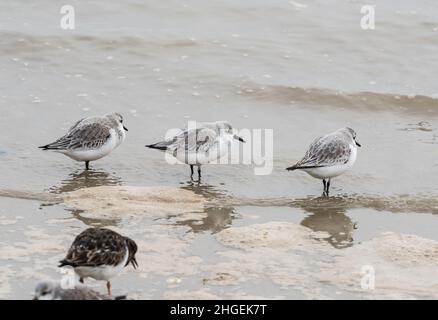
[59,228,138,295]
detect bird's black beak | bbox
[355,141,361,147]
[123,126,128,132]
[130,257,138,269]
[233,134,245,143]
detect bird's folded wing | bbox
[63,233,126,267]
[68,118,85,131]
[163,127,218,153]
[47,123,112,150]
[294,136,351,168]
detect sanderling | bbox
[59,228,138,295]
[286,127,361,196]
[146,121,245,181]
[33,280,127,300]
[39,112,128,170]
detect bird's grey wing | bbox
[147,128,190,151]
[173,127,218,153]
[294,135,351,168]
[152,127,217,154]
[68,118,85,131]
[45,123,112,151]
[57,288,103,300]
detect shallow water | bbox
[0,0,437,299]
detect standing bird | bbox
[286,127,361,196]
[146,121,245,181]
[59,228,138,295]
[39,112,128,170]
[33,280,127,300]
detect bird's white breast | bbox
[74,248,128,281]
[116,123,126,146]
[304,144,357,179]
[62,129,120,162]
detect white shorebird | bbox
[59,228,138,295]
[33,280,127,300]
[146,121,245,181]
[286,127,361,195]
[39,112,128,170]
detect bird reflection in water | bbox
[49,169,123,227]
[68,208,122,228]
[49,169,122,194]
[296,196,357,249]
[174,182,236,234]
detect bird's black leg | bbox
[322,179,327,196]
[85,161,90,170]
[190,165,194,180]
[197,166,201,181]
[79,278,84,284]
[106,281,111,296]
[326,179,331,196]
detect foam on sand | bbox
[62,186,206,219]
[213,222,438,299]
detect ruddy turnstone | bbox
[146,121,245,181]
[286,127,361,196]
[59,228,138,295]
[39,112,128,170]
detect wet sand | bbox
[0,186,437,299]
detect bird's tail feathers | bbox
[145,142,168,151]
[38,142,67,151]
[286,164,323,170]
[38,144,56,150]
[58,260,77,268]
